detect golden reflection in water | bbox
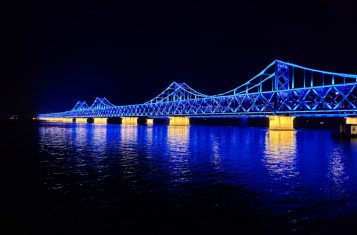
[91,124,107,155]
[74,124,88,148]
[120,125,138,144]
[119,125,140,190]
[168,125,189,151]
[146,126,153,146]
[120,125,139,162]
[264,130,298,179]
[38,125,68,151]
[167,125,191,181]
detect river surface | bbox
[2,121,357,234]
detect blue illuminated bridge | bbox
[38,60,357,130]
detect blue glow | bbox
[38,60,357,119]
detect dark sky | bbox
[3,0,357,115]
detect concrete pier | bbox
[93,118,108,124]
[169,116,190,126]
[268,116,295,130]
[121,117,138,125]
[340,117,357,137]
[146,118,154,125]
[346,117,357,125]
[75,118,88,123]
[62,118,74,122]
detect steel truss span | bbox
[38,60,357,118]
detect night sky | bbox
[3,0,357,116]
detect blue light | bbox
[37,60,357,119]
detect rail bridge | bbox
[38,60,357,131]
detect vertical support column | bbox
[352,126,357,135]
[274,62,290,114]
[291,67,294,89]
[93,118,108,124]
[62,118,74,122]
[346,117,357,135]
[275,62,290,91]
[146,118,154,125]
[75,118,88,123]
[268,116,295,130]
[169,116,190,126]
[340,117,357,136]
[121,117,138,125]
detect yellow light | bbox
[346,117,357,125]
[121,117,138,125]
[39,117,64,122]
[168,125,189,153]
[75,118,88,123]
[146,118,154,125]
[267,130,295,150]
[121,125,138,142]
[93,118,108,124]
[264,130,297,179]
[268,116,295,130]
[169,116,189,126]
[62,118,74,122]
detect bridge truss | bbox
[38,60,357,118]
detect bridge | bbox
[38,60,357,132]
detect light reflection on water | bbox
[327,147,348,195]
[37,123,357,232]
[168,125,190,154]
[167,126,191,184]
[264,130,298,180]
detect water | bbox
[2,121,357,234]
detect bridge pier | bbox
[93,117,108,124]
[121,117,138,125]
[146,118,154,125]
[268,116,295,130]
[62,118,74,122]
[75,118,88,123]
[169,116,190,126]
[340,117,357,137]
[346,117,357,125]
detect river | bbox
[2,121,357,234]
